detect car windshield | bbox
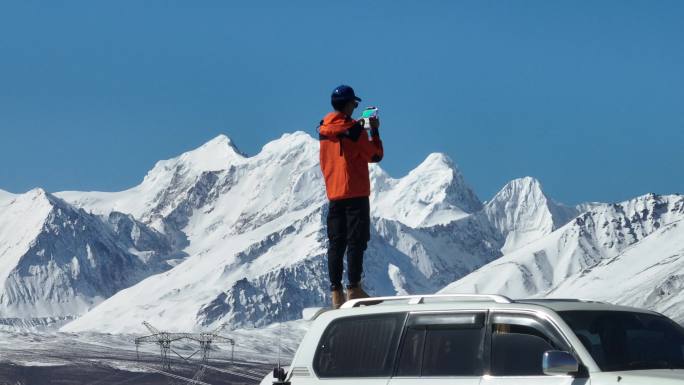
[560,310,684,371]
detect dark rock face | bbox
[196,256,329,328]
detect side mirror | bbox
[543,350,579,376]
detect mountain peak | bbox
[487,177,547,210]
[259,131,317,154]
[207,133,230,143]
[28,187,47,196]
[20,188,54,205]
[414,153,455,172]
[254,132,319,167]
[372,152,482,227]
[17,188,75,213]
[488,177,554,211]
[485,177,578,253]
[179,134,246,166]
[142,133,245,186]
[513,176,541,187]
[496,177,544,198]
[201,134,245,156]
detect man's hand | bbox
[369,117,380,137]
[369,117,380,129]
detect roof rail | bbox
[340,294,513,309]
[302,307,329,321]
[517,298,609,305]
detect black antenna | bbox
[277,307,282,369]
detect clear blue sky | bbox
[1,1,682,204]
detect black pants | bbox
[327,196,371,291]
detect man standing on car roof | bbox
[318,85,383,309]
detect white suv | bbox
[262,294,684,385]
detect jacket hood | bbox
[321,112,353,127]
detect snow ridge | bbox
[442,193,684,320]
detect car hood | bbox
[592,369,684,384]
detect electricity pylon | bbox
[135,321,235,371]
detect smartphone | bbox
[361,107,379,119]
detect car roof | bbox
[514,298,660,314]
[313,295,660,321]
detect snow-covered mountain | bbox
[57,135,246,249]
[3,131,681,334]
[59,132,504,333]
[547,219,684,319]
[441,193,684,320]
[370,153,482,227]
[0,188,175,320]
[484,177,578,253]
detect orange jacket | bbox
[319,111,384,201]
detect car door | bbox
[311,312,406,385]
[389,311,486,385]
[480,311,590,385]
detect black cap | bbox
[331,85,362,103]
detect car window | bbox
[396,312,485,377]
[560,310,684,371]
[314,313,406,378]
[490,314,564,376]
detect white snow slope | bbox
[442,193,684,322]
